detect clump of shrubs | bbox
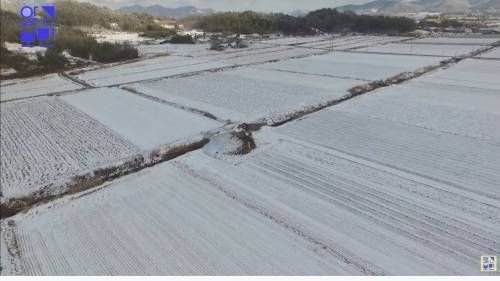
[169,34,195,44]
[0,45,32,72]
[140,24,176,39]
[91,42,138,63]
[55,27,138,63]
[36,48,69,71]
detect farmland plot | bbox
[0,97,139,200]
[275,110,500,202]
[60,88,223,150]
[138,43,211,57]
[172,138,500,275]
[354,43,484,57]
[333,76,500,143]
[476,47,500,59]
[74,55,229,87]
[0,74,83,102]
[130,67,361,123]
[260,35,331,46]
[256,52,445,81]
[299,36,409,50]
[0,160,358,275]
[406,37,499,45]
[422,59,500,90]
[208,46,325,65]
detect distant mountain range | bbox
[337,0,500,15]
[117,5,214,18]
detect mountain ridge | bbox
[117,4,214,18]
[337,0,500,15]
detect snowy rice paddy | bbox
[331,61,500,142]
[2,35,499,276]
[256,52,445,81]
[0,159,359,275]
[260,35,331,46]
[476,47,500,59]
[130,67,361,122]
[0,74,83,102]
[354,43,485,57]
[75,55,229,87]
[422,58,500,90]
[297,35,409,50]
[60,88,223,150]
[406,36,500,45]
[0,97,139,200]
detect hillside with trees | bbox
[194,8,417,35]
[0,0,167,77]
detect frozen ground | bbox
[476,47,500,59]
[60,88,223,150]
[298,36,409,50]
[130,67,361,122]
[214,47,325,65]
[406,37,499,45]
[354,43,484,57]
[0,97,139,200]
[75,55,229,87]
[3,127,498,274]
[0,159,360,275]
[332,64,500,142]
[0,74,83,102]
[256,52,445,81]
[2,35,499,276]
[260,35,331,46]
[422,59,500,90]
[138,43,211,57]
[276,107,500,203]
[138,42,271,58]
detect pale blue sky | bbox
[83,0,373,12]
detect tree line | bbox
[194,9,417,35]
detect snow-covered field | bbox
[0,74,83,102]
[277,110,500,221]
[476,46,500,59]
[3,126,498,274]
[74,55,229,87]
[2,35,499,276]
[406,37,499,45]
[129,67,361,122]
[256,52,445,81]
[422,59,500,90]
[298,36,409,50]
[354,43,484,57]
[260,35,331,46]
[138,43,211,57]
[0,158,359,275]
[215,47,325,65]
[138,42,272,58]
[331,59,500,142]
[61,88,223,150]
[0,97,139,200]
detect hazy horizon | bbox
[79,0,373,12]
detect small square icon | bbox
[37,27,54,41]
[481,256,497,272]
[21,30,35,46]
